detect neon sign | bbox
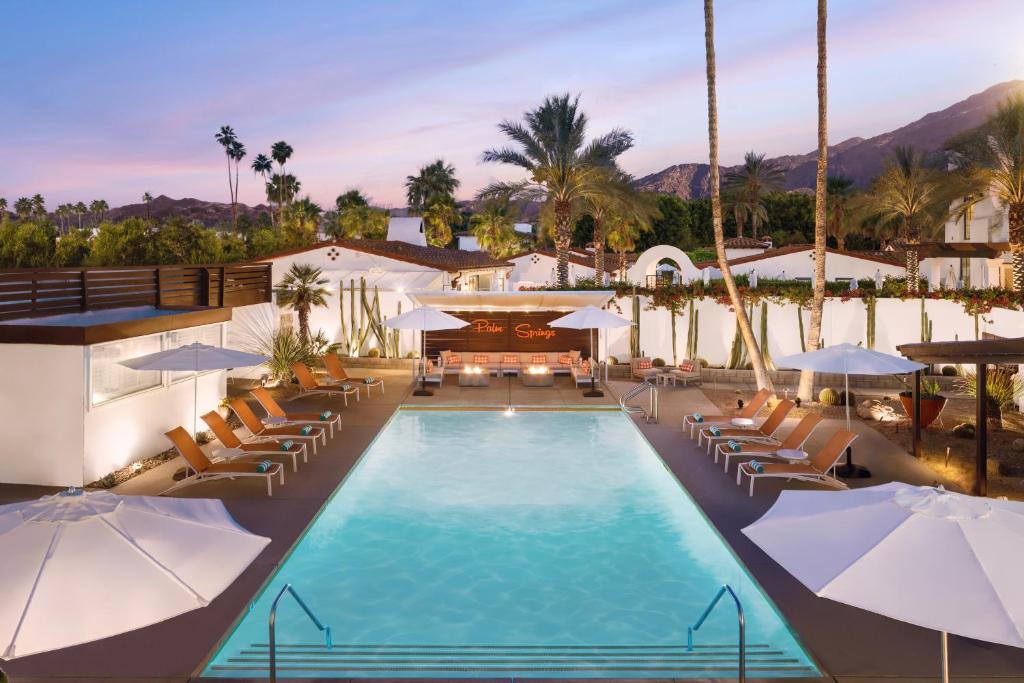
[515,323,556,340]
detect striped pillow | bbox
[502,354,519,364]
[581,359,591,372]
[473,354,489,365]
[531,354,547,365]
[637,359,652,370]
[559,354,572,365]
[445,354,461,365]
[679,361,696,372]
[426,359,434,372]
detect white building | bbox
[261,239,514,355]
[386,216,427,246]
[723,236,772,260]
[699,245,905,283]
[916,193,1012,289]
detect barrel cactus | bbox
[818,388,840,406]
[838,390,856,406]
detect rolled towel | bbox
[748,460,765,473]
[726,439,741,452]
[708,426,721,437]
[363,376,376,384]
[300,425,313,435]
[319,410,333,420]
[340,383,353,392]
[280,439,294,451]
[256,460,274,473]
[692,412,704,423]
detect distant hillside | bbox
[636,80,1024,198]
[104,194,274,226]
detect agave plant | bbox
[957,368,1024,410]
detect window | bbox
[166,324,224,383]
[90,335,162,406]
[960,257,971,289]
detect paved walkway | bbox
[1,374,1021,682]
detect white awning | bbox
[406,290,615,311]
[328,270,441,291]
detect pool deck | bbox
[1,372,1022,682]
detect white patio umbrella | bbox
[384,307,468,396]
[743,483,1024,682]
[0,489,269,660]
[875,268,883,289]
[120,342,268,437]
[773,343,925,477]
[550,305,632,396]
[749,269,758,288]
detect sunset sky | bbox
[3,0,1023,209]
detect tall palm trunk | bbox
[618,250,627,281]
[798,0,828,402]
[554,199,572,286]
[226,155,236,232]
[298,307,310,348]
[232,159,240,234]
[704,0,774,393]
[1010,202,1024,291]
[905,223,921,293]
[593,215,605,284]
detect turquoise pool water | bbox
[203,409,818,678]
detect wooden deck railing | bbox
[0,263,272,321]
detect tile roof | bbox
[257,239,513,272]
[693,244,905,269]
[723,237,771,249]
[511,248,636,273]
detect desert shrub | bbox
[652,358,666,367]
[697,357,709,368]
[607,356,618,365]
[838,390,857,406]
[941,365,958,376]
[367,347,381,358]
[957,369,1024,408]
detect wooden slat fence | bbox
[0,263,272,321]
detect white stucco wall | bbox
[508,253,597,289]
[703,250,904,282]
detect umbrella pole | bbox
[193,371,199,438]
[413,328,433,397]
[940,631,949,683]
[835,371,871,479]
[584,327,603,397]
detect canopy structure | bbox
[898,336,1024,496]
[0,490,269,660]
[407,290,615,312]
[743,483,1024,682]
[120,342,268,436]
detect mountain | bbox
[635,80,1024,198]
[104,195,274,226]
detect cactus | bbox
[727,301,753,369]
[759,301,774,370]
[818,387,839,405]
[670,305,678,366]
[338,278,371,356]
[865,296,876,350]
[630,288,641,359]
[920,298,932,342]
[797,306,806,352]
[974,312,980,340]
[838,390,856,406]
[685,299,699,360]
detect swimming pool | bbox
[203,409,818,678]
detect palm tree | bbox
[274,263,329,347]
[331,204,389,240]
[582,173,656,282]
[335,189,369,212]
[14,197,32,219]
[704,0,774,392]
[215,126,239,230]
[825,175,856,249]
[271,141,294,225]
[0,198,7,223]
[89,199,108,225]
[478,94,634,286]
[605,215,643,281]
[406,160,459,211]
[470,199,519,257]
[798,0,829,404]
[266,174,300,209]
[74,202,87,229]
[723,151,785,239]
[142,192,153,223]
[228,140,246,233]
[861,147,952,293]
[31,194,46,220]
[290,197,323,231]
[946,95,1024,290]
[422,197,459,247]
[251,153,274,226]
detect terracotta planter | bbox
[898,393,947,429]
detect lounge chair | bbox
[230,398,326,454]
[201,411,307,472]
[571,360,596,387]
[322,353,384,397]
[631,357,661,382]
[291,362,360,406]
[716,413,824,473]
[682,388,772,438]
[250,386,341,438]
[420,358,444,386]
[697,399,794,452]
[162,426,284,497]
[736,428,858,497]
[662,360,702,387]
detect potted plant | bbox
[898,378,946,429]
[217,396,232,420]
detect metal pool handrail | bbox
[620,380,658,422]
[269,583,332,683]
[687,584,745,682]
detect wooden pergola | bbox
[896,337,1024,497]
